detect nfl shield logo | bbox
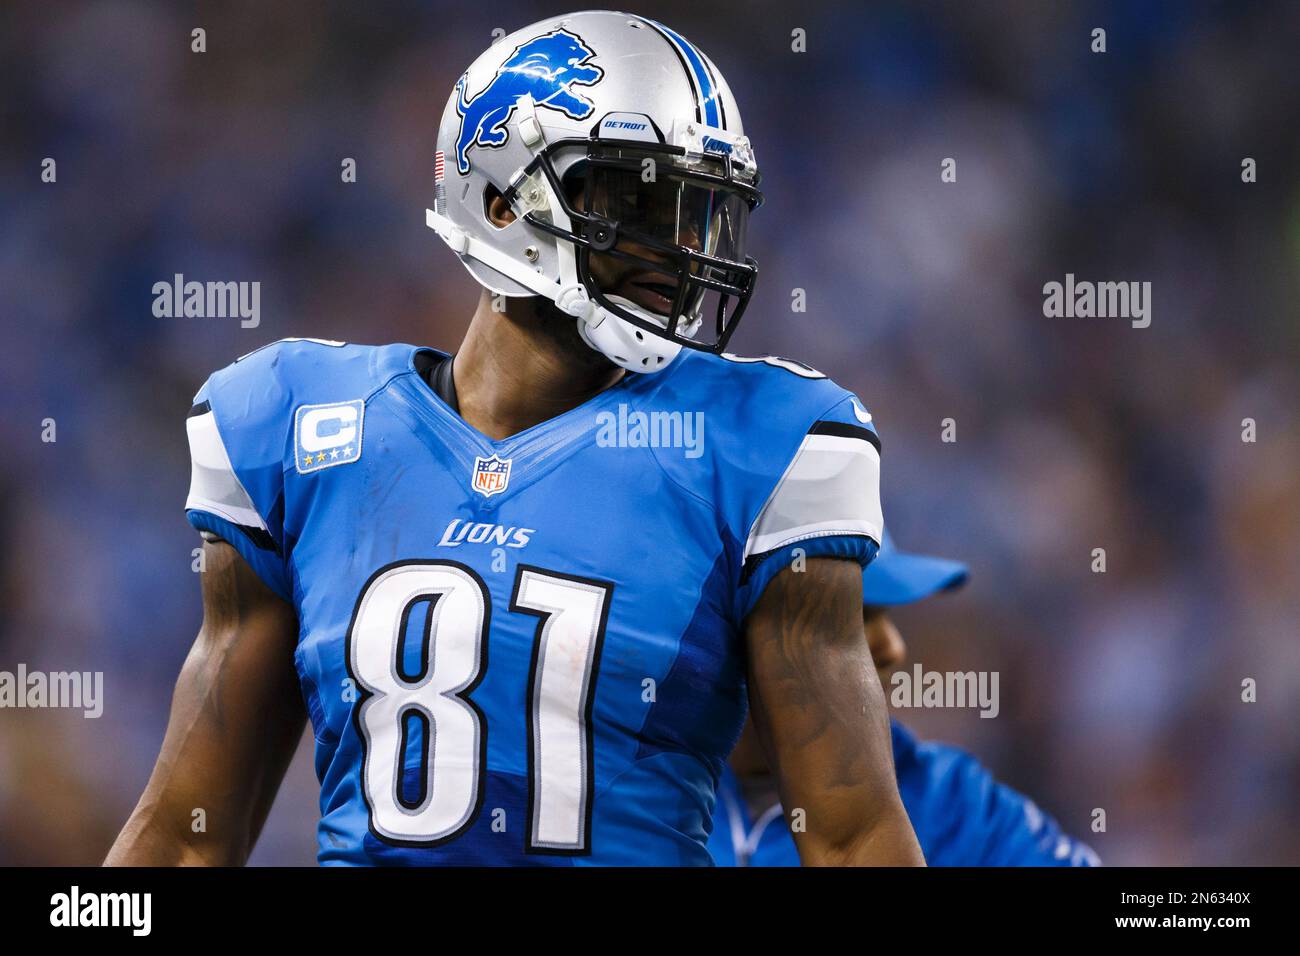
[471,454,512,497]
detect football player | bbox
[106,11,922,866]
[710,531,1101,866]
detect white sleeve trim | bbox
[185,409,268,532]
[744,432,882,560]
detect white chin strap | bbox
[571,292,683,373]
[427,207,691,374]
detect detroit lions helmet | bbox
[427,10,762,372]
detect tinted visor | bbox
[573,144,759,351]
[586,165,751,264]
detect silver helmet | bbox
[427,10,762,372]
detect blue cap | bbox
[861,529,969,607]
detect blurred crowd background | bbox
[1,0,1296,865]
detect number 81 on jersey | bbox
[346,560,613,853]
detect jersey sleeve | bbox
[184,350,294,602]
[736,393,884,619]
[981,780,1102,867]
[899,730,1101,867]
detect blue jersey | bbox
[183,339,883,865]
[708,720,1100,866]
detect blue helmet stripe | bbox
[656,23,720,128]
[636,17,723,129]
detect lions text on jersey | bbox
[184,339,883,865]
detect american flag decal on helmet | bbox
[434,150,447,213]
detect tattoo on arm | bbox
[747,558,883,783]
[744,557,923,865]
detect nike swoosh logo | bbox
[851,399,873,425]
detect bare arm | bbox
[105,539,304,866]
[744,557,924,866]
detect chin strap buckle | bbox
[426,209,469,253]
[556,284,602,326]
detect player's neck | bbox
[452,292,625,441]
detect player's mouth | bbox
[620,275,679,317]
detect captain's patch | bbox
[295,400,365,474]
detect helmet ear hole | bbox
[483,183,516,229]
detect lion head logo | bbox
[453,29,604,175]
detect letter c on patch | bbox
[301,405,358,452]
